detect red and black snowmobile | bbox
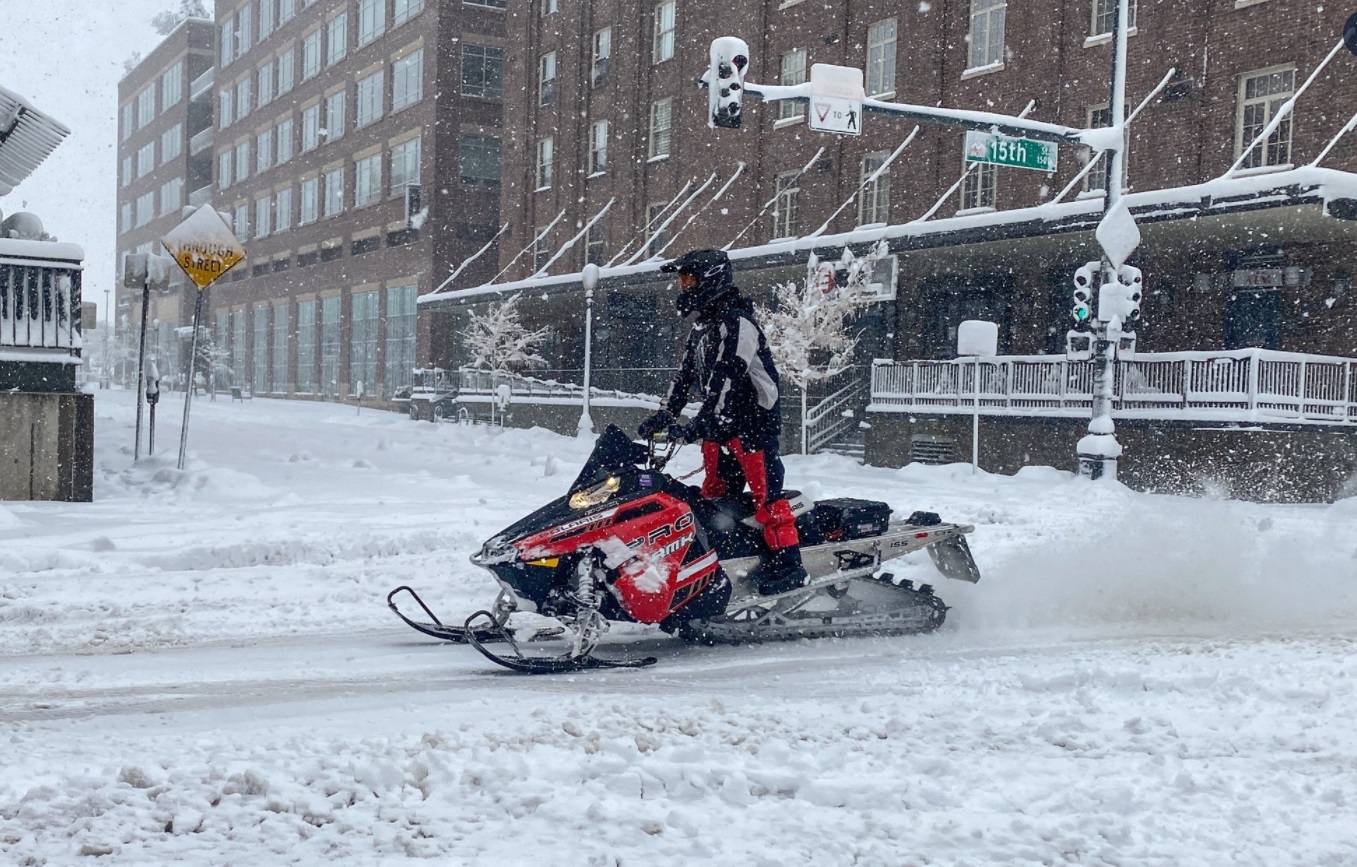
[388,425,980,673]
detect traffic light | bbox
[707,37,749,129]
[1071,261,1099,326]
[1117,264,1143,330]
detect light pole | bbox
[578,263,599,437]
[102,288,111,389]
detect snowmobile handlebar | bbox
[643,431,681,472]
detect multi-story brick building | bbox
[115,18,216,385]
[427,0,1357,386]
[199,0,504,400]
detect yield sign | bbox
[160,206,246,290]
[807,64,864,136]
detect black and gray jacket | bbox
[663,293,782,449]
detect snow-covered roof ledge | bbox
[420,165,1357,311]
[0,85,70,197]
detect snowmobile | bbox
[387,425,980,674]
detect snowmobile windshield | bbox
[570,425,648,493]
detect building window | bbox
[393,0,424,27]
[645,202,668,257]
[649,98,672,158]
[221,21,235,67]
[276,118,294,165]
[1083,104,1112,192]
[459,135,501,187]
[858,152,890,226]
[779,49,807,119]
[535,136,553,189]
[255,196,272,238]
[355,154,382,206]
[968,0,1006,70]
[161,124,182,164]
[303,30,321,79]
[961,158,997,210]
[236,78,252,123]
[231,310,247,386]
[256,130,273,173]
[299,176,319,224]
[271,303,288,393]
[867,19,897,96]
[1092,0,1137,37]
[350,290,379,396]
[385,285,417,395]
[136,85,156,127]
[326,13,348,66]
[390,137,422,193]
[120,104,133,141]
[278,48,295,95]
[772,172,799,239]
[392,49,424,110]
[218,151,233,189]
[585,223,605,266]
[162,60,183,107]
[654,1,676,63]
[120,202,132,234]
[296,298,316,393]
[358,0,386,46]
[233,203,249,239]
[593,27,612,87]
[356,70,384,128]
[532,226,552,272]
[539,52,557,105]
[219,89,234,129]
[325,89,346,141]
[135,192,154,226]
[541,0,558,14]
[259,0,276,39]
[280,0,296,26]
[320,296,340,397]
[121,156,132,187]
[275,186,293,232]
[464,0,506,7]
[1238,67,1295,170]
[235,5,253,58]
[257,63,275,108]
[234,140,251,182]
[462,44,504,100]
[590,120,609,174]
[160,178,183,216]
[137,142,155,177]
[323,166,345,217]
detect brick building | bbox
[115,18,216,385]
[427,0,1357,385]
[192,0,505,400]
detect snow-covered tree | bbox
[153,0,210,35]
[463,294,551,374]
[758,241,887,390]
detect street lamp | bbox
[578,263,600,437]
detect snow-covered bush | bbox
[463,294,551,374]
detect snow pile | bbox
[1,391,1354,866]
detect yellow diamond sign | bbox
[160,206,246,290]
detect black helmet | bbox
[661,249,735,316]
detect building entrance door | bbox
[1224,289,1281,350]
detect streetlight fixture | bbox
[578,263,600,437]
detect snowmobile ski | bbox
[461,611,657,674]
[386,586,564,644]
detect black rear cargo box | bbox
[806,498,892,543]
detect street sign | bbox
[964,130,1058,172]
[808,64,864,136]
[160,205,246,290]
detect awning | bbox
[0,85,71,197]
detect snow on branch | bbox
[463,294,551,374]
[757,243,886,391]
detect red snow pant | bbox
[700,438,800,552]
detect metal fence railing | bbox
[870,348,1357,425]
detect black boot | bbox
[755,546,808,596]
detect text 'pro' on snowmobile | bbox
[387,425,981,673]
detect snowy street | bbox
[2,391,1356,866]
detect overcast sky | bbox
[2,1,179,323]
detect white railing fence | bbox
[456,368,663,405]
[871,348,1357,425]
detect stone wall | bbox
[0,392,94,502]
[865,411,1357,503]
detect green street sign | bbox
[964,130,1059,172]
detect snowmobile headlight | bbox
[568,476,620,510]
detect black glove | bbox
[670,415,714,444]
[637,410,674,439]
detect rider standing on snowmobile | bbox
[638,249,808,596]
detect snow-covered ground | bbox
[2,390,1355,866]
